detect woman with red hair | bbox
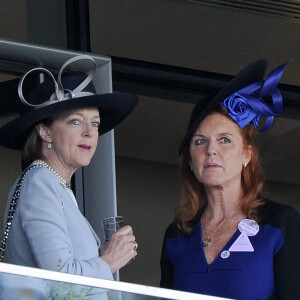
[160,59,300,300]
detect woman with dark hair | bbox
[0,55,139,282]
[160,60,300,300]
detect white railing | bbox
[0,262,230,300]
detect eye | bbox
[70,119,80,125]
[92,121,100,128]
[219,137,231,144]
[195,138,206,146]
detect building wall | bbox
[116,156,180,286]
[89,0,300,86]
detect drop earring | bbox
[47,141,52,149]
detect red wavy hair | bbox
[175,106,265,235]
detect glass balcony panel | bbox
[0,262,230,300]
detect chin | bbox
[199,176,221,186]
[82,161,92,167]
[78,158,92,167]
[204,181,222,187]
[201,179,224,189]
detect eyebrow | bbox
[192,132,233,137]
[69,112,100,119]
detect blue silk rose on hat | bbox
[222,93,261,128]
[221,59,292,132]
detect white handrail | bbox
[0,262,230,300]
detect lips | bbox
[204,163,221,168]
[78,144,92,150]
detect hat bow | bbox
[18,55,97,109]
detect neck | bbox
[40,159,74,183]
[34,159,71,189]
[41,156,75,182]
[204,185,244,220]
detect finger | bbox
[111,234,136,247]
[107,233,135,251]
[110,236,137,258]
[133,241,138,251]
[100,235,137,271]
[114,225,133,236]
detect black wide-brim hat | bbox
[0,67,138,150]
[179,59,268,154]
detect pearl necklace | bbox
[34,159,71,189]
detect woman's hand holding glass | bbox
[99,217,137,273]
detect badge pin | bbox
[238,218,259,236]
[221,250,230,259]
[229,232,254,252]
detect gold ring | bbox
[133,241,138,251]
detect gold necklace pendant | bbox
[202,211,231,248]
[202,237,212,247]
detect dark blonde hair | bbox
[22,116,54,165]
[175,106,265,235]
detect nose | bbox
[82,123,94,137]
[206,141,218,156]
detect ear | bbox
[189,159,193,171]
[243,145,252,166]
[36,123,51,142]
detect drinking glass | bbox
[102,216,125,242]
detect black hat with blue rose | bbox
[179,59,292,155]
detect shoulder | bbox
[24,164,55,180]
[258,199,300,235]
[164,222,181,240]
[8,165,59,197]
[259,199,299,222]
[22,165,61,190]
[18,165,63,204]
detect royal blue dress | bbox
[160,200,300,300]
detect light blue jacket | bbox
[3,164,113,281]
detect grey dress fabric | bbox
[3,164,113,281]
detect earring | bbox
[243,162,247,168]
[190,166,194,171]
[47,141,52,149]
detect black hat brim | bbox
[0,92,138,150]
[179,59,268,154]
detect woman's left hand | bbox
[99,225,137,273]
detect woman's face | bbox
[189,112,251,190]
[44,107,100,171]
